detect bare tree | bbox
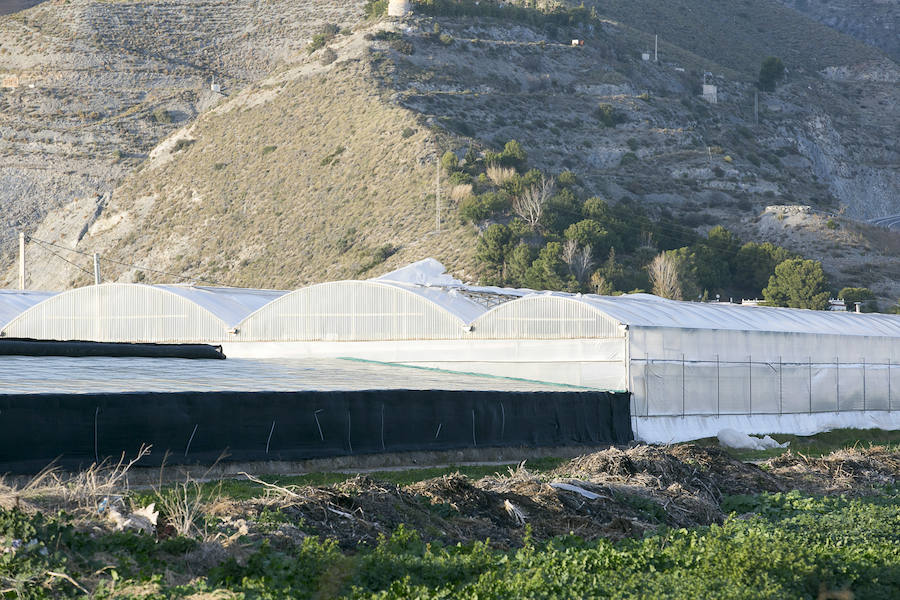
[648,252,683,300]
[563,239,593,283]
[512,175,555,230]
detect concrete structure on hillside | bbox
[388,0,411,17]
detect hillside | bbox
[1,0,898,304]
[0,0,365,259]
[3,26,480,289]
[775,0,899,62]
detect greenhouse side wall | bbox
[629,326,900,417]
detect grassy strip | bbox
[2,487,897,598]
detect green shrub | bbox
[758,56,786,91]
[261,145,277,156]
[307,23,340,53]
[152,108,173,124]
[364,0,388,19]
[620,152,638,165]
[401,127,415,138]
[596,103,626,127]
[390,38,414,54]
[173,138,195,152]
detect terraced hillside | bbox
[0,0,364,259]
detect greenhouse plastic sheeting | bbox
[0,389,632,473]
[633,411,900,444]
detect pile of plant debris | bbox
[3,443,899,554]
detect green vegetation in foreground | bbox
[699,427,900,461]
[1,488,898,598]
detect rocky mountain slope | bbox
[0,0,364,258]
[775,0,899,62]
[1,0,898,302]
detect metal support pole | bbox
[836,356,840,412]
[889,358,892,412]
[779,356,783,415]
[93,253,101,285]
[681,353,685,418]
[18,231,25,290]
[716,354,720,418]
[748,355,752,415]
[808,357,812,414]
[862,358,866,411]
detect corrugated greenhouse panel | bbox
[1,284,228,342]
[470,296,625,339]
[238,281,469,341]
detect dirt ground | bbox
[210,444,899,550]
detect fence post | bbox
[889,358,892,413]
[681,353,685,418]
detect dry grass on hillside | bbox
[70,54,480,288]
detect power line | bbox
[22,234,233,287]
[29,237,95,278]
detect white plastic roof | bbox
[0,290,58,328]
[564,293,900,338]
[157,285,287,327]
[372,280,488,324]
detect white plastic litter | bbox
[107,501,159,534]
[717,428,790,451]
[549,482,605,500]
[504,499,527,526]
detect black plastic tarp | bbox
[0,338,225,359]
[0,389,632,473]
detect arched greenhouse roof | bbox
[0,290,58,329]
[472,292,900,339]
[0,283,283,343]
[155,285,286,327]
[581,293,900,337]
[236,279,488,341]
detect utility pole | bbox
[93,253,101,285]
[18,231,25,290]
[654,34,658,63]
[435,154,441,233]
[754,91,759,126]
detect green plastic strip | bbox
[337,356,624,392]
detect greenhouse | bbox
[465,292,900,441]
[2,259,900,442]
[0,289,58,330]
[0,283,283,343]
[234,279,489,341]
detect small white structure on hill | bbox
[701,84,718,103]
[388,0,411,17]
